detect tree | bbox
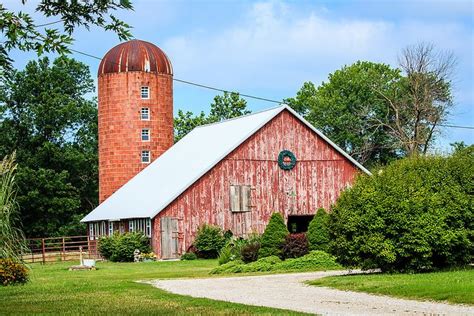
[0,1,132,78]
[258,212,289,258]
[329,149,473,272]
[0,153,27,261]
[373,43,456,156]
[285,62,402,166]
[174,92,250,142]
[0,57,97,237]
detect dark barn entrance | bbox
[287,215,314,233]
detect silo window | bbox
[141,150,151,163]
[141,108,150,120]
[141,129,150,141]
[141,86,150,99]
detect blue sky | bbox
[6,0,474,150]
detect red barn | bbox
[81,40,370,259]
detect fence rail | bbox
[23,235,101,264]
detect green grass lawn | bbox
[0,260,306,315]
[309,268,474,305]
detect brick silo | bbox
[97,40,173,202]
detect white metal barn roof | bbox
[81,105,370,222]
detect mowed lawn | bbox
[309,268,474,305]
[0,260,305,315]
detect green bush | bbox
[180,252,197,260]
[210,251,341,274]
[258,213,289,258]
[307,208,330,251]
[194,224,226,259]
[98,232,151,262]
[0,259,28,286]
[330,150,474,272]
[282,233,309,259]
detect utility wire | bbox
[34,20,63,28]
[68,47,473,130]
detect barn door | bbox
[160,217,179,259]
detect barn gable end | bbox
[152,109,361,257]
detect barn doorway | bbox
[287,215,314,233]
[160,217,179,259]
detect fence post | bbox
[62,237,66,261]
[41,238,46,264]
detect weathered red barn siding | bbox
[151,110,359,256]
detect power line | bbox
[69,47,473,130]
[34,20,63,28]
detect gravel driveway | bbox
[151,270,474,315]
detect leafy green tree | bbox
[0,57,97,237]
[307,208,330,252]
[329,148,473,272]
[0,1,132,78]
[258,212,289,258]
[285,61,402,166]
[174,92,250,142]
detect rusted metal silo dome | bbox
[98,39,173,76]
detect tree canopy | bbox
[174,91,250,142]
[0,1,132,78]
[285,43,455,167]
[0,57,98,237]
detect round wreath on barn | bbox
[278,150,297,170]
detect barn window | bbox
[141,129,150,141]
[89,223,94,240]
[100,221,107,236]
[146,218,151,237]
[230,185,251,212]
[141,150,150,163]
[129,220,134,232]
[108,221,114,236]
[141,86,150,99]
[141,108,150,120]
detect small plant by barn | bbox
[258,213,289,259]
[98,232,151,262]
[307,208,330,252]
[194,224,227,259]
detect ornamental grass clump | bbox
[330,148,474,272]
[258,213,289,259]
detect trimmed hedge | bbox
[307,208,330,251]
[330,149,474,272]
[258,213,289,258]
[0,259,28,286]
[98,232,151,262]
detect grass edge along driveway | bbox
[308,268,473,305]
[0,260,307,315]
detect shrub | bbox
[258,213,289,258]
[181,252,197,260]
[307,208,330,251]
[0,259,28,286]
[283,233,309,259]
[98,232,151,262]
[330,150,474,272]
[240,241,260,263]
[194,224,226,259]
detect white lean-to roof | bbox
[81,105,370,222]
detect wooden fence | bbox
[23,235,101,264]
